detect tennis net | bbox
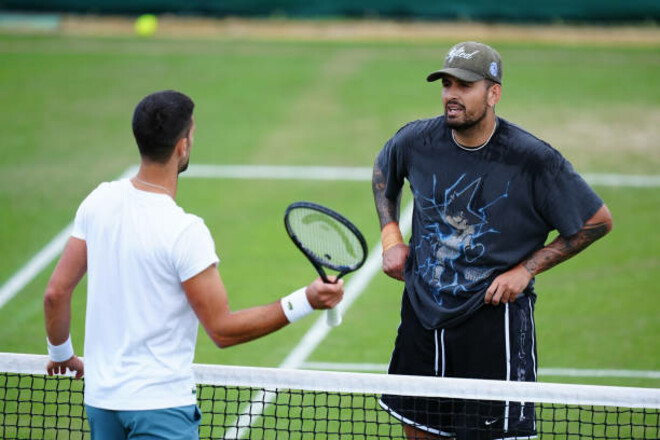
[1,352,658,439]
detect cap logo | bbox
[489,62,498,77]
[446,46,480,63]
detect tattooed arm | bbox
[485,204,613,305]
[373,159,408,281]
[372,160,400,227]
[522,205,613,276]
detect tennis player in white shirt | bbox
[44,90,343,439]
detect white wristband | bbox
[280,287,314,323]
[47,335,74,362]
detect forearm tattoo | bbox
[523,221,610,276]
[372,163,400,228]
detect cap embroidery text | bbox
[446,47,480,63]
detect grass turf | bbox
[0,32,658,388]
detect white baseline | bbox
[184,165,660,187]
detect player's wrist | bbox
[47,334,75,362]
[381,222,404,253]
[281,288,314,323]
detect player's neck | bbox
[452,114,498,150]
[132,163,178,199]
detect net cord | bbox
[2,352,658,409]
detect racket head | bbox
[284,201,368,279]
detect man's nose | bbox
[443,84,458,101]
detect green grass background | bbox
[0,32,658,389]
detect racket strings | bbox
[287,208,365,269]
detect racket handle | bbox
[326,307,342,327]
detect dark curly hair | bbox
[132,90,194,163]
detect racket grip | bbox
[326,307,342,327]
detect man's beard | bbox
[445,101,489,131]
[178,158,189,174]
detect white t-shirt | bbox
[72,179,219,410]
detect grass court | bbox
[0,23,658,390]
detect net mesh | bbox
[1,354,659,439]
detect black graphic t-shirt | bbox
[376,116,603,329]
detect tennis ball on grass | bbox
[135,14,158,37]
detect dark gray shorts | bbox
[380,292,538,439]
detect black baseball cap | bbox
[427,41,503,84]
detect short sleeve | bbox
[71,195,90,240]
[172,220,220,282]
[537,158,604,237]
[71,182,110,241]
[376,125,410,201]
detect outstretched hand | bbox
[305,277,344,310]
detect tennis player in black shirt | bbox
[373,41,613,440]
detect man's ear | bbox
[488,83,502,108]
[175,137,187,157]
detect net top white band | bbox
[2,352,658,409]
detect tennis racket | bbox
[284,201,368,327]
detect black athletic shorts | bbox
[380,291,538,439]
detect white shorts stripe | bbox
[440,329,446,377]
[528,296,538,432]
[434,329,439,377]
[504,303,511,432]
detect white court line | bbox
[583,173,660,188]
[539,368,660,379]
[184,164,372,181]
[0,225,73,309]
[184,165,660,188]
[300,362,660,379]
[0,166,137,310]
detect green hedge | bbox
[1,0,659,23]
